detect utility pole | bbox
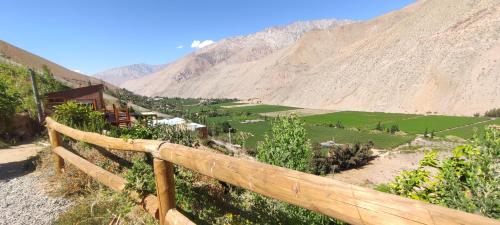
[29,68,44,123]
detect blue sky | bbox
[0,0,415,74]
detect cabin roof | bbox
[45,84,103,99]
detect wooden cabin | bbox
[44,84,131,127]
[44,84,105,114]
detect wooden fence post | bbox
[48,128,64,174]
[154,158,176,225]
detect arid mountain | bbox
[122,19,351,87]
[123,0,500,116]
[0,40,117,90]
[93,63,166,86]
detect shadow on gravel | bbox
[0,159,37,181]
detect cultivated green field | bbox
[305,125,415,149]
[437,119,499,139]
[202,105,492,149]
[226,122,415,149]
[225,104,299,114]
[301,111,417,128]
[169,101,490,150]
[382,115,489,134]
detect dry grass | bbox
[33,139,157,224]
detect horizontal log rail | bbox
[45,117,500,225]
[52,146,159,217]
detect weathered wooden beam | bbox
[157,142,500,225]
[154,159,176,225]
[47,128,64,175]
[53,146,126,191]
[52,146,160,218]
[46,117,162,153]
[165,209,195,225]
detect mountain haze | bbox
[93,63,166,86]
[123,0,500,116]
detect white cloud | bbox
[191,40,214,49]
[176,45,184,49]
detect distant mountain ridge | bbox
[93,63,166,86]
[123,19,351,84]
[0,40,117,90]
[123,0,500,116]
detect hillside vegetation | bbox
[0,63,68,135]
[0,40,116,90]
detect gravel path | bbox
[0,144,72,225]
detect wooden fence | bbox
[45,117,500,225]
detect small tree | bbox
[257,115,313,173]
[390,124,400,134]
[424,128,429,138]
[335,120,344,129]
[484,108,500,117]
[375,121,383,131]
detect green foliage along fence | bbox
[383,128,500,219]
[53,101,105,133]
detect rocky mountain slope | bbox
[0,40,117,90]
[122,0,500,116]
[122,19,351,88]
[93,63,166,86]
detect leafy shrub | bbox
[310,143,333,175]
[484,108,500,117]
[329,142,374,172]
[125,157,156,196]
[109,124,197,146]
[389,124,399,134]
[0,80,20,130]
[220,121,235,133]
[155,124,197,146]
[257,115,313,173]
[110,124,157,139]
[54,101,105,133]
[0,63,68,120]
[231,131,252,149]
[386,128,500,219]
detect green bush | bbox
[310,143,332,176]
[0,80,20,130]
[329,142,374,172]
[0,63,68,119]
[53,101,105,133]
[110,124,197,146]
[257,115,313,173]
[389,124,399,134]
[124,157,156,196]
[386,128,500,219]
